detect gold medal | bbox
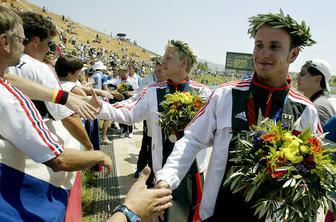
[168,134,177,143]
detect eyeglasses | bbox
[7,33,29,45]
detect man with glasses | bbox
[7,11,97,220]
[0,5,112,221]
[297,59,336,126]
[8,12,94,150]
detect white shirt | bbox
[117,73,157,136]
[60,80,81,92]
[0,77,63,163]
[7,54,73,120]
[139,73,156,91]
[98,80,212,174]
[107,77,139,95]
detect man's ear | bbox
[27,36,40,48]
[0,34,10,52]
[180,57,187,70]
[288,47,300,64]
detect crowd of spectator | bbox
[1,2,336,222]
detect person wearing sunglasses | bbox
[297,59,336,126]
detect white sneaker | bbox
[120,132,126,138]
[101,138,112,145]
[127,133,133,138]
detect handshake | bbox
[107,167,172,222]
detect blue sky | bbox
[28,0,335,74]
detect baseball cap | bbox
[305,59,332,92]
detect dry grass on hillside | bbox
[7,0,153,62]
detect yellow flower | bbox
[299,145,309,154]
[289,140,300,149]
[283,132,293,142]
[178,92,193,104]
[283,150,303,164]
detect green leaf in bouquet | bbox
[293,188,305,202]
[223,170,244,185]
[240,140,253,148]
[292,174,302,179]
[275,165,292,171]
[252,162,259,173]
[232,184,248,194]
[228,157,242,163]
[253,200,269,219]
[283,178,296,188]
[322,196,329,213]
[230,174,244,191]
[246,182,261,202]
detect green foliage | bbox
[116,83,132,95]
[168,39,197,66]
[224,120,336,221]
[82,170,98,215]
[195,62,209,72]
[248,9,316,50]
[150,55,162,65]
[157,91,205,140]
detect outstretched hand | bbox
[65,93,98,120]
[87,88,102,110]
[100,151,112,176]
[124,167,173,219]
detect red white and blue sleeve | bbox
[0,79,63,163]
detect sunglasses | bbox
[299,70,308,77]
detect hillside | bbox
[5,0,153,63]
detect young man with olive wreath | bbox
[96,40,212,222]
[155,11,322,221]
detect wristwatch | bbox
[113,204,141,222]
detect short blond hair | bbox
[167,39,196,73]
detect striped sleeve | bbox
[0,79,63,163]
[288,88,323,135]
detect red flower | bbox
[308,137,322,153]
[262,133,278,142]
[267,160,287,178]
[271,171,287,178]
[193,98,203,110]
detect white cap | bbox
[306,59,331,92]
[93,61,106,70]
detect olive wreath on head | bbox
[168,39,197,66]
[150,55,162,65]
[248,9,316,50]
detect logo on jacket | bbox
[235,112,247,122]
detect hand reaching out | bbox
[124,167,173,219]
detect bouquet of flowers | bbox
[224,119,336,222]
[157,91,204,142]
[116,83,132,97]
